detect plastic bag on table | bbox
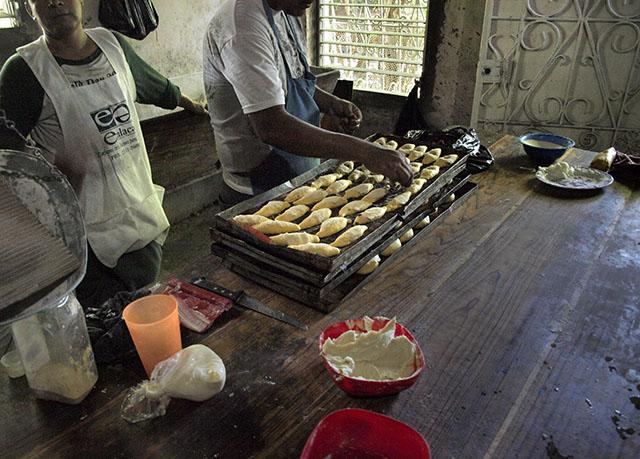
[121,344,226,423]
[99,0,159,40]
[405,125,494,173]
[85,289,150,364]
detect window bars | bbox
[0,0,19,29]
[318,0,428,95]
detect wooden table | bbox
[3,136,639,458]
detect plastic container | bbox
[11,293,98,404]
[123,294,182,376]
[519,132,575,166]
[300,408,430,459]
[1,350,24,378]
[319,317,425,397]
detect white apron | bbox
[17,28,169,268]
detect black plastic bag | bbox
[394,79,432,136]
[85,288,150,364]
[99,0,159,40]
[406,126,494,173]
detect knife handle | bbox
[190,278,243,303]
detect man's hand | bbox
[179,95,208,115]
[247,105,413,186]
[324,98,362,134]
[363,145,414,187]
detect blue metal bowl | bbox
[519,133,575,166]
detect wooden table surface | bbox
[2,135,639,458]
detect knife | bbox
[189,277,308,331]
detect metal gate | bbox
[471,0,640,152]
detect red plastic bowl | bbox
[300,408,430,459]
[318,317,425,397]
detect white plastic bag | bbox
[121,344,226,423]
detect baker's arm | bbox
[0,54,45,150]
[248,105,413,186]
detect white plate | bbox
[535,166,614,190]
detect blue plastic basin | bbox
[519,132,575,166]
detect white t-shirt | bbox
[203,0,308,194]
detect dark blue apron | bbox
[249,1,321,193]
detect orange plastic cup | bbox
[123,294,182,376]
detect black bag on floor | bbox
[99,0,159,40]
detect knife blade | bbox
[190,277,308,331]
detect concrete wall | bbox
[420,0,486,130]
[0,0,218,120]
[1,0,487,127]
[83,0,216,120]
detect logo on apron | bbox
[90,100,137,147]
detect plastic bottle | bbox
[11,293,98,404]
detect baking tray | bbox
[212,171,471,286]
[212,150,469,276]
[216,180,477,312]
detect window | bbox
[0,0,20,29]
[318,0,428,95]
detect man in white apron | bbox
[204,0,414,207]
[0,0,205,307]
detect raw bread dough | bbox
[408,178,426,194]
[420,165,440,180]
[270,232,319,246]
[414,215,430,229]
[316,217,350,238]
[284,186,316,203]
[325,179,352,195]
[364,174,385,184]
[331,225,368,248]
[357,255,380,275]
[339,200,372,217]
[232,214,270,227]
[344,183,374,200]
[434,154,458,167]
[386,191,411,212]
[335,161,354,175]
[275,205,309,222]
[399,143,415,153]
[289,242,341,257]
[354,206,387,224]
[299,208,332,230]
[381,238,402,256]
[253,220,300,235]
[311,174,340,189]
[409,162,422,174]
[400,228,414,243]
[255,201,290,217]
[311,196,348,211]
[362,187,388,203]
[294,189,328,206]
[321,318,417,380]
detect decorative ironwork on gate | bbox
[471,0,640,152]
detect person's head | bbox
[268,0,314,17]
[25,0,84,40]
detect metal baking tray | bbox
[215,180,477,311]
[212,170,470,286]
[212,149,469,276]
